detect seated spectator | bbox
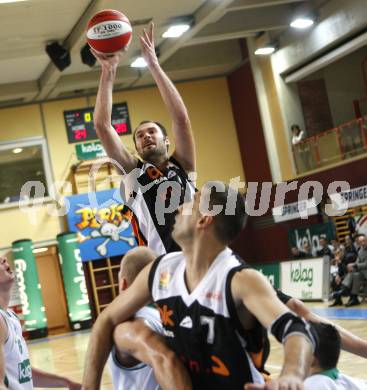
[344,235,358,265]
[291,124,306,145]
[331,239,344,252]
[290,246,307,259]
[330,235,367,306]
[303,241,315,258]
[304,322,367,390]
[316,236,333,258]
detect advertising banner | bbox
[280,257,329,300]
[57,232,92,330]
[252,263,280,288]
[11,239,47,334]
[288,222,334,254]
[272,198,318,223]
[66,189,137,261]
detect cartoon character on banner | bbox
[75,204,136,257]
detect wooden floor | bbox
[27,301,367,389]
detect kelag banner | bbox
[12,239,47,333]
[288,222,334,253]
[66,189,137,261]
[252,263,280,288]
[57,232,92,329]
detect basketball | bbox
[86,9,132,54]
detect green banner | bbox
[253,263,280,288]
[12,239,47,332]
[57,232,92,329]
[288,222,334,253]
[75,141,106,161]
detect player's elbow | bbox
[152,348,178,373]
[94,117,110,135]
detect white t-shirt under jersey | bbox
[305,370,367,390]
[0,309,33,389]
[108,306,163,390]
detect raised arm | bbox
[92,49,138,173]
[140,23,196,172]
[82,262,152,389]
[232,269,313,390]
[286,296,367,358]
[113,319,192,390]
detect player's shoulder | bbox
[304,374,338,390]
[134,306,162,335]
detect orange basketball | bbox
[86,9,132,54]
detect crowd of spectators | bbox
[290,233,367,306]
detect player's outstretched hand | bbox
[244,375,304,390]
[140,22,159,68]
[90,47,126,70]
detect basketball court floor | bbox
[27,301,367,389]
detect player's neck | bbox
[0,288,10,311]
[146,154,168,169]
[183,239,225,292]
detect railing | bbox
[292,116,367,174]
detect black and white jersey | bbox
[122,157,195,254]
[148,248,265,389]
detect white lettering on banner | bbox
[280,258,327,300]
[74,249,89,306]
[14,259,30,315]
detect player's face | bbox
[172,191,202,244]
[134,123,169,161]
[0,256,15,286]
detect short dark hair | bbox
[133,120,168,144]
[311,322,341,370]
[204,182,247,244]
[291,124,301,132]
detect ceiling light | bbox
[33,247,48,254]
[254,46,276,56]
[13,148,23,154]
[162,24,190,38]
[0,0,27,3]
[290,17,314,29]
[130,57,147,68]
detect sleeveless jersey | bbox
[0,309,33,389]
[121,157,195,254]
[108,306,163,390]
[304,371,367,390]
[148,248,265,389]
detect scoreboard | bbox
[64,102,132,144]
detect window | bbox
[0,137,53,207]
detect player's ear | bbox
[197,215,213,230]
[120,277,129,292]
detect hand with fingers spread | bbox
[140,22,159,68]
[244,375,304,390]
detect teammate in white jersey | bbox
[107,247,191,390]
[83,183,317,390]
[0,256,81,390]
[304,322,367,390]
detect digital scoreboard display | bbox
[64,102,132,144]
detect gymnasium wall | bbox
[0,76,244,247]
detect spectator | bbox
[303,241,315,258]
[316,236,333,258]
[291,124,312,172]
[344,235,358,264]
[331,239,344,252]
[330,235,367,306]
[290,246,307,259]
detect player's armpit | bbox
[231,269,290,328]
[113,319,192,390]
[0,316,7,387]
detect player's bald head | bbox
[119,247,156,289]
